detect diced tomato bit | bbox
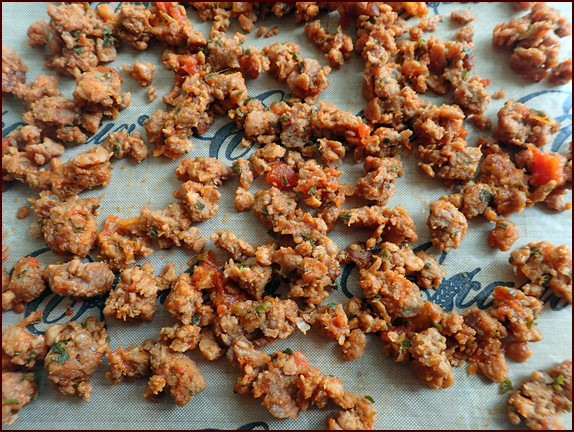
[179,55,199,75]
[357,123,371,139]
[156,2,189,25]
[530,146,565,187]
[266,162,298,190]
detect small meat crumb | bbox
[16,206,29,219]
[147,85,157,102]
[451,9,475,25]
[264,25,279,38]
[492,90,506,99]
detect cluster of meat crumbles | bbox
[2,1,573,430]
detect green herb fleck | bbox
[256,301,272,317]
[308,186,317,195]
[364,395,375,404]
[204,72,218,80]
[74,47,84,55]
[283,93,292,101]
[71,29,83,37]
[451,231,459,238]
[105,335,111,344]
[102,28,115,46]
[327,302,337,310]
[191,315,201,326]
[72,226,84,233]
[423,262,432,270]
[432,321,443,332]
[498,221,509,229]
[51,340,70,365]
[280,113,290,123]
[103,72,112,79]
[541,273,551,287]
[149,228,159,238]
[530,247,540,256]
[283,348,293,355]
[552,375,565,391]
[292,52,300,61]
[340,212,351,222]
[499,378,513,394]
[194,202,206,211]
[480,189,493,203]
[3,398,19,405]
[16,269,28,279]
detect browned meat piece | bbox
[493,3,571,82]
[410,327,454,389]
[2,312,47,368]
[3,257,46,312]
[148,3,206,47]
[206,31,269,79]
[215,297,299,347]
[145,343,206,407]
[235,187,255,212]
[106,339,154,384]
[549,58,572,84]
[263,42,331,101]
[427,200,468,252]
[31,194,101,258]
[356,157,403,205]
[476,153,530,217]
[96,215,153,271]
[176,157,233,186]
[164,271,214,326]
[159,323,202,353]
[359,257,423,320]
[415,251,446,289]
[73,66,131,117]
[139,203,206,251]
[504,340,532,363]
[2,45,27,94]
[174,180,221,222]
[123,61,156,86]
[211,231,256,262]
[2,371,38,426]
[489,286,543,342]
[295,159,347,209]
[510,242,572,304]
[28,3,119,78]
[507,360,572,430]
[104,263,162,321]
[44,258,114,298]
[114,3,153,50]
[101,129,148,163]
[452,76,491,115]
[494,101,560,148]
[450,9,475,25]
[304,20,353,68]
[44,317,109,400]
[488,220,519,252]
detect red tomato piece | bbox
[530,146,565,187]
[265,162,298,190]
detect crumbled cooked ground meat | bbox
[123,61,155,86]
[164,271,214,326]
[105,340,154,384]
[427,200,468,252]
[3,257,46,312]
[304,20,353,69]
[101,130,148,163]
[510,241,572,304]
[44,317,109,400]
[159,323,202,353]
[356,156,403,204]
[488,219,519,252]
[263,42,331,102]
[507,359,572,430]
[176,157,232,186]
[415,251,446,289]
[493,3,572,82]
[103,263,162,321]
[2,371,37,426]
[549,58,573,84]
[145,343,206,407]
[451,9,475,25]
[489,286,543,342]
[31,194,101,258]
[2,45,27,94]
[409,327,455,389]
[44,258,114,298]
[2,312,47,368]
[96,215,153,271]
[494,101,560,148]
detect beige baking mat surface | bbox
[2,2,572,430]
